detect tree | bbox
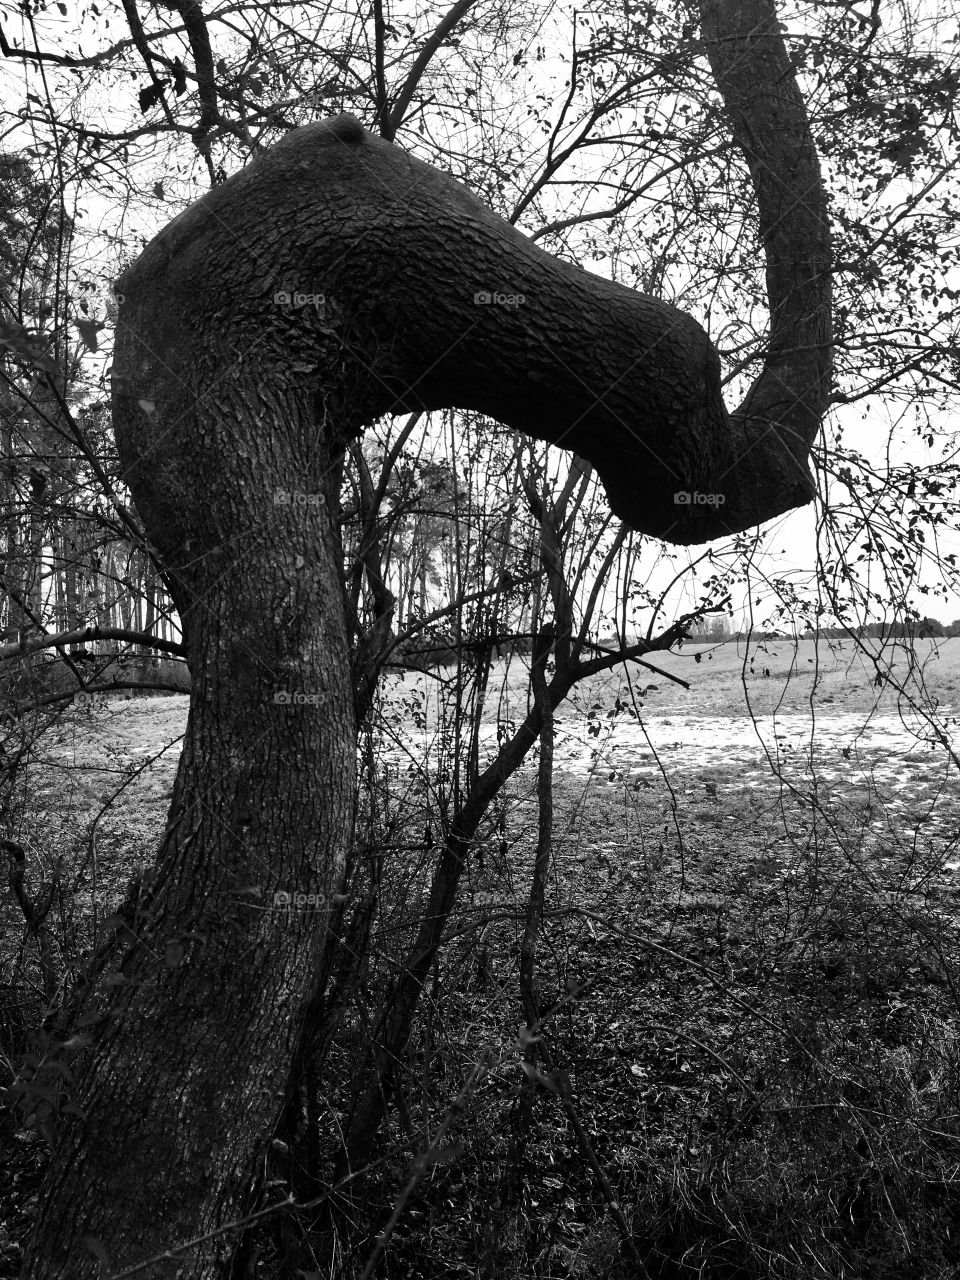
[0,154,71,664]
[20,2,832,1274]
[918,616,946,638]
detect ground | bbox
[2,635,959,1276]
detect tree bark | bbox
[22,2,830,1270]
[21,383,356,1276]
[698,0,833,527]
[114,80,825,553]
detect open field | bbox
[3,636,958,929]
[2,635,959,1276]
[377,636,960,869]
[383,632,960,719]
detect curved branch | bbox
[114,90,829,568]
[699,0,833,519]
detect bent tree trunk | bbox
[22,1,830,1274]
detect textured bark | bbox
[22,325,357,1274]
[114,59,826,555]
[22,3,830,1273]
[698,0,833,527]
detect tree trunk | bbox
[21,386,356,1276]
[23,1,830,1267]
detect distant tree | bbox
[0,153,70,650]
[917,616,946,638]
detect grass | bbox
[384,633,960,722]
[333,763,960,1278]
[2,636,960,1277]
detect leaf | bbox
[138,81,166,114]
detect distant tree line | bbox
[687,616,960,644]
[726,618,958,642]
